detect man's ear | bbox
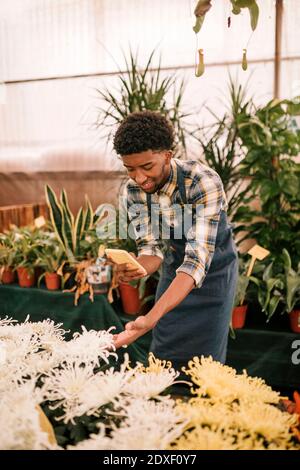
[164,150,173,164]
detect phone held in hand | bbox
[104,249,144,270]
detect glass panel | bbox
[280,58,300,98]
[0,0,276,81]
[281,0,300,57]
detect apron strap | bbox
[147,161,187,220]
[176,162,187,204]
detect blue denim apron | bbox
[147,163,238,370]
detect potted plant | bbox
[0,230,17,284]
[118,273,160,316]
[45,185,102,303]
[13,227,42,288]
[118,280,141,315]
[250,249,300,332]
[234,97,300,262]
[232,272,250,329]
[280,249,300,333]
[249,261,284,323]
[36,233,65,290]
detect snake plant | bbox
[45,185,94,264]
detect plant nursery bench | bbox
[227,328,300,392]
[0,284,299,393]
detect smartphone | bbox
[105,249,144,270]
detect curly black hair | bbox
[113,111,174,156]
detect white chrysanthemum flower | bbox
[0,333,40,379]
[41,362,97,423]
[0,317,65,353]
[76,357,138,417]
[57,326,116,366]
[23,318,67,351]
[42,354,137,422]
[0,339,7,365]
[123,369,180,399]
[0,325,40,354]
[0,365,26,395]
[0,316,17,327]
[122,352,183,399]
[0,381,49,450]
[22,350,61,376]
[108,398,188,450]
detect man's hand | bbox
[113,315,155,349]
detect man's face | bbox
[122,150,172,194]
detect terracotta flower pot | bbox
[289,309,300,333]
[119,282,141,315]
[17,267,35,288]
[232,304,248,329]
[45,272,61,291]
[1,267,16,284]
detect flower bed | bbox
[0,317,299,450]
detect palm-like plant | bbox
[95,49,190,157]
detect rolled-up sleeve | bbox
[176,172,224,287]
[123,182,164,260]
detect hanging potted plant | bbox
[0,230,17,284]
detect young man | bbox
[112,111,238,370]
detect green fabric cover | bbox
[227,329,300,390]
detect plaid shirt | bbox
[123,158,227,287]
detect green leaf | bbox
[286,276,300,312]
[83,196,94,232]
[266,295,281,321]
[45,185,65,248]
[74,207,84,256]
[249,2,259,31]
[263,262,273,282]
[193,15,205,34]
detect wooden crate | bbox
[0,203,48,232]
